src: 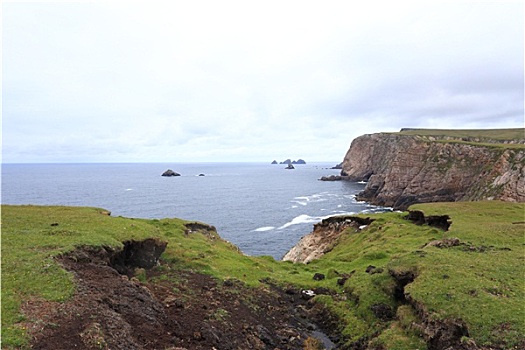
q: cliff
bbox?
[282,215,374,263]
[341,129,525,209]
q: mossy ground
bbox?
[2,202,524,349]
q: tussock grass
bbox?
[2,201,524,348]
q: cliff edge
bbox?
[341,129,525,209]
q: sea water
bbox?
[1,163,388,259]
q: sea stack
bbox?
[161,169,181,177]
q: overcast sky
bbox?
[2,1,523,163]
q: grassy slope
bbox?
[2,202,524,349]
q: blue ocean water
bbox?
[1,163,388,259]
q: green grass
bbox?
[396,128,525,142]
[2,202,524,349]
[389,128,525,150]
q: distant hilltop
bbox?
[271,159,306,165]
[339,128,525,209]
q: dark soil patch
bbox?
[405,210,452,231]
[23,244,337,350]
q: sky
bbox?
[2,0,524,163]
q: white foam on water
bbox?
[278,214,323,229]
[253,226,275,232]
[292,193,329,204]
[125,188,133,191]
[330,210,357,216]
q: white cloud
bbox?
[2,1,523,163]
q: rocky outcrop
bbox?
[341,132,525,210]
[282,215,374,263]
[319,175,348,181]
[161,169,180,177]
[279,159,306,164]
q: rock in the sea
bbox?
[292,159,306,164]
[161,169,181,177]
[198,173,205,176]
[319,175,347,181]
[285,164,295,170]
[271,160,278,164]
[280,159,293,165]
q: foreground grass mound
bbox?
[303,201,524,349]
[2,202,524,349]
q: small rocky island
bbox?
[272,159,306,165]
[161,169,181,177]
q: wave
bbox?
[330,210,356,215]
[278,214,324,230]
[278,209,367,230]
[291,193,331,206]
[253,226,275,232]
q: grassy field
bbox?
[2,202,524,349]
[396,128,524,141]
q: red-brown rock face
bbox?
[341,133,525,209]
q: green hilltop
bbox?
[392,128,525,149]
[2,202,524,349]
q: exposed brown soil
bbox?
[21,244,336,350]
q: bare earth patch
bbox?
[22,245,335,350]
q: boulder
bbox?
[319,175,347,181]
[161,169,181,177]
[271,160,278,164]
[285,164,295,170]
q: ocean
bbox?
[1,162,389,259]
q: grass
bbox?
[396,128,525,142]
[388,128,525,150]
[2,202,524,348]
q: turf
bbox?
[2,201,524,348]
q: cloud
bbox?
[2,1,523,163]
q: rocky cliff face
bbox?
[341,132,525,209]
[282,216,374,263]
